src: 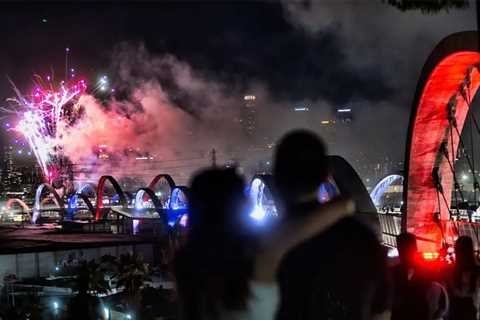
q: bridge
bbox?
[3,174,189,234]
[3,31,480,253]
[241,31,480,254]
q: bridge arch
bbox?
[247,155,375,223]
[168,186,189,227]
[66,183,97,221]
[147,174,176,207]
[41,197,60,207]
[370,173,404,208]
[77,183,97,195]
[6,198,30,214]
[249,175,277,221]
[148,174,175,191]
[134,187,163,212]
[169,186,189,210]
[32,183,65,224]
[328,155,377,214]
[95,176,127,220]
[404,31,480,251]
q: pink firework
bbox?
[12,77,87,181]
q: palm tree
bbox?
[67,259,110,320]
[80,259,110,296]
[116,252,150,315]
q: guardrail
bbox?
[378,213,480,249]
[378,214,402,247]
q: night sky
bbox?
[0,1,477,163]
[0,2,391,103]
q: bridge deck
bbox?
[0,225,160,254]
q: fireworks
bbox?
[8,77,87,181]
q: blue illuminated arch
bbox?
[134,187,163,212]
[168,186,189,227]
[318,180,340,203]
[66,184,96,221]
[248,155,375,222]
[168,186,189,210]
[33,183,65,224]
[370,174,404,207]
[249,175,277,221]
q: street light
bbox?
[103,306,110,320]
[52,300,60,319]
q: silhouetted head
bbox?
[455,236,475,270]
[189,168,249,238]
[175,168,253,320]
[274,130,328,206]
[397,233,417,267]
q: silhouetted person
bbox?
[448,236,480,320]
[174,168,354,320]
[66,262,102,319]
[274,130,391,320]
[394,232,418,281]
[391,233,448,320]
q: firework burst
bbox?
[6,76,87,182]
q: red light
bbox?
[422,252,440,260]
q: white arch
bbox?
[370,174,404,207]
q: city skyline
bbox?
[0,2,476,170]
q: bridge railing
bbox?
[378,213,402,247]
[378,214,480,250]
[446,221,480,250]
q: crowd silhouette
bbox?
[174,129,480,320]
[41,129,480,320]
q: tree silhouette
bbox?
[384,0,469,13]
[67,259,109,320]
[116,252,150,315]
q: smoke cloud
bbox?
[280,1,476,165]
[57,44,269,187]
[7,2,478,190]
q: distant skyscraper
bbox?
[241,95,257,138]
[336,106,353,124]
[293,105,310,112]
[292,103,310,126]
[2,146,14,190]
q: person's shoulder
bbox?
[173,245,195,275]
[473,265,480,278]
[334,216,380,241]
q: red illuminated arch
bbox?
[95,175,127,220]
[147,174,176,208]
[148,174,175,191]
[404,31,480,251]
[6,198,30,214]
